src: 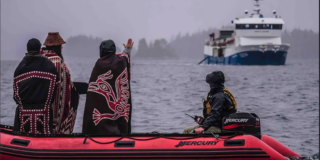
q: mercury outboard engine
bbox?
[222,112,261,137]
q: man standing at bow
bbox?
[42,32,79,134]
[82,39,134,135]
[13,38,60,134]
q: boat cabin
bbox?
[207,30,235,58]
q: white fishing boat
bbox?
[203,0,290,65]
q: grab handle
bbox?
[10,138,30,147]
[114,141,135,147]
[224,139,245,146]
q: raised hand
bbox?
[123,38,134,49]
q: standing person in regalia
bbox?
[42,32,79,134]
[82,39,134,135]
[13,38,60,134]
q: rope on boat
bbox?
[83,132,244,144]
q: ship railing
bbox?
[237,43,290,47]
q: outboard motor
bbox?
[222,112,261,137]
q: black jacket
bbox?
[202,89,233,130]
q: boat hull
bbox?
[204,50,287,65]
[0,125,300,160]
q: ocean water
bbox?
[1,58,319,158]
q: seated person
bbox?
[183,71,237,134]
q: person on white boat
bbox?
[183,71,237,134]
[205,32,215,46]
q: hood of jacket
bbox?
[99,40,116,58]
[206,71,225,92]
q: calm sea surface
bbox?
[1,58,319,158]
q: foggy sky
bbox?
[1,0,319,60]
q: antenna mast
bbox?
[253,0,262,15]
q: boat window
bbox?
[236,24,282,30]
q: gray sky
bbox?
[1,0,319,60]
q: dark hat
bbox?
[43,32,66,46]
[27,38,41,52]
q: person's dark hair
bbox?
[46,45,63,60]
[27,38,41,53]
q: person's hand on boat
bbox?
[123,38,134,49]
[195,116,204,124]
[194,127,204,134]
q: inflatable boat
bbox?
[0,113,302,160]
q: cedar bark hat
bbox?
[43,32,66,46]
